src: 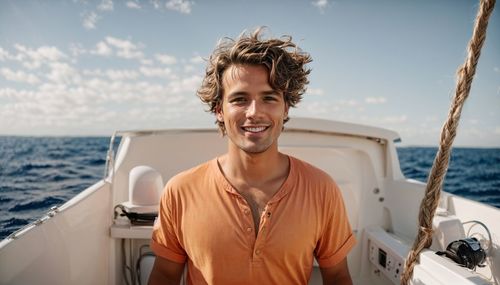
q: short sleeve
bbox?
[314,181,356,268]
[150,183,187,263]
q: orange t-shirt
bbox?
[151,156,355,285]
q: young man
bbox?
[149,29,356,285]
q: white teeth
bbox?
[243,126,266,133]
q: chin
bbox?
[240,143,273,154]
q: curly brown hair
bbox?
[197,27,312,133]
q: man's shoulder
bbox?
[166,159,215,189]
[289,156,341,202]
[290,155,334,183]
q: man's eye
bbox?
[264,96,278,101]
[230,97,246,103]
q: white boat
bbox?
[0,117,498,285]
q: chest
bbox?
[187,189,322,251]
[179,188,322,267]
[232,178,286,229]
[181,189,321,284]
[238,187,274,232]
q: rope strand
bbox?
[400,0,496,284]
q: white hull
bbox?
[1,118,498,285]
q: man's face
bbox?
[217,64,289,154]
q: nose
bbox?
[246,99,260,119]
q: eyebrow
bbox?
[227,90,279,98]
[261,90,280,96]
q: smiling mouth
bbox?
[241,126,269,133]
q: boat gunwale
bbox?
[0,179,109,247]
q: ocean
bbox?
[0,136,499,240]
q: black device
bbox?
[114,204,157,225]
[436,237,486,269]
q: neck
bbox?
[220,143,287,186]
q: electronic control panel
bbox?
[366,227,410,284]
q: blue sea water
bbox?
[0,137,499,240]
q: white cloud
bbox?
[0,68,40,85]
[0,92,113,133]
[381,115,408,124]
[140,66,173,78]
[306,88,324,96]
[167,74,202,94]
[92,41,113,56]
[0,41,216,135]
[494,67,499,73]
[98,0,114,11]
[82,11,99,30]
[29,46,66,60]
[69,43,87,57]
[105,36,132,50]
[312,0,329,14]
[339,99,358,106]
[183,65,195,73]
[46,62,81,84]
[495,126,500,134]
[105,36,144,59]
[305,101,337,114]
[13,44,67,69]
[0,47,11,61]
[0,88,16,99]
[156,53,177,65]
[83,68,104,77]
[152,0,161,9]
[77,76,177,105]
[166,0,193,14]
[77,0,114,30]
[106,69,139,80]
[148,0,196,16]
[365,96,387,104]
[126,1,141,9]
[457,127,486,139]
[189,55,204,64]
[141,59,154,65]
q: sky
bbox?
[0,0,499,147]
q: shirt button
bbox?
[246,227,252,232]
[255,249,261,255]
[243,209,250,215]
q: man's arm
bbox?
[319,257,353,285]
[148,255,185,285]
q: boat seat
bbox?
[280,146,379,233]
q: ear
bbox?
[216,105,224,123]
[284,102,290,118]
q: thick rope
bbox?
[400,0,496,284]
